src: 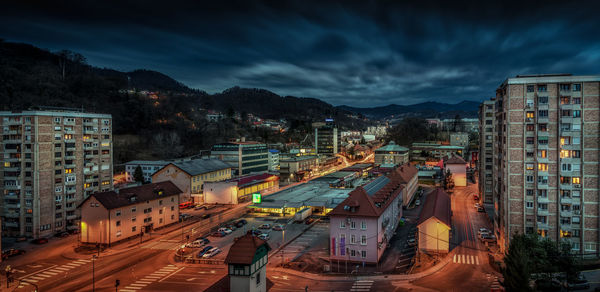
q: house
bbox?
[445,154,467,187]
[79,181,181,245]
[328,168,407,264]
[417,188,451,254]
[151,159,232,204]
[396,164,419,206]
[203,173,279,204]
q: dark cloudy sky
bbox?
[2,1,600,107]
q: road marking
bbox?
[462,254,465,263]
[136,281,153,284]
[186,278,196,281]
[123,286,142,290]
[130,283,147,287]
[158,266,185,282]
[145,276,161,279]
[54,267,70,271]
[119,290,138,292]
[41,271,58,276]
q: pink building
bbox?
[445,154,467,187]
[328,168,410,264]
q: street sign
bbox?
[252,193,261,204]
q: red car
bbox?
[31,238,49,244]
[305,218,315,225]
[2,248,26,260]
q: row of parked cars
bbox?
[477,228,497,243]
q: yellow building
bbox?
[204,173,279,204]
[417,188,452,254]
[152,159,232,204]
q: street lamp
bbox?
[92,255,98,292]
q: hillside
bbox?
[338,100,480,119]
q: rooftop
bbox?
[225,232,271,265]
[376,141,409,152]
[445,155,467,164]
[125,160,171,166]
[82,181,182,210]
[417,188,451,227]
[163,159,232,176]
[250,181,352,210]
[226,173,279,188]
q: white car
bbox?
[258,233,270,240]
[218,227,232,234]
[415,200,421,206]
[202,247,221,258]
[186,240,205,248]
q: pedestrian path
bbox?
[141,239,181,250]
[350,280,374,292]
[452,254,480,265]
[17,258,92,288]
[119,264,180,291]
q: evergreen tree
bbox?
[502,234,533,292]
[133,165,144,183]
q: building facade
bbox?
[445,155,467,187]
[417,188,451,254]
[152,159,232,204]
[203,173,279,204]
[211,141,269,175]
[493,74,600,257]
[315,120,340,155]
[267,149,280,172]
[279,155,318,182]
[79,181,181,245]
[1,110,113,239]
[125,160,170,183]
[450,132,469,148]
[374,141,409,166]
[478,100,495,204]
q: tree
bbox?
[502,234,533,292]
[452,114,462,132]
[133,165,144,183]
[443,169,454,190]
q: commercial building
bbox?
[211,140,269,175]
[79,181,181,245]
[478,100,495,204]
[374,141,409,166]
[315,120,341,155]
[445,155,467,187]
[1,110,113,239]
[417,188,451,254]
[328,169,406,264]
[267,149,280,172]
[493,74,600,256]
[279,155,318,182]
[152,159,232,204]
[450,132,469,148]
[203,173,279,204]
[124,160,170,183]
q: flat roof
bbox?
[250,181,352,209]
[0,110,111,118]
[504,74,600,85]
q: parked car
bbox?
[235,219,248,227]
[194,237,210,245]
[258,233,270,240]
[211,231,226,237]
[480,234,497,243]
[194,205,205,210]
[272,224,285,231]
[2,248,26,260]
[251,229,262,236]
[305,218,315,225]
[55,232,69,238]
[415,200,421,206]
[202,247,221,258]
[225,224,237,231]
[186,239,208,248]
[407,238,417,247]
[217,227,233,235]
[197,246,213,257]
[201,214,211,219]
[32,238,49,244]
[179,214,192,221]
[259,223,271,229]
[67,229,80,235]
[477,207,486,213]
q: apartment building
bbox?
[125,160,170,183]
[1,110,113,239]
[79,181,181,245]
[493,74,600,257]
[315,120,341,155]
[478,100,495,204]
[211,140,269,176]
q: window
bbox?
[132,207,136,213]
[526,189,534,196]
[572,150,581,158]
[561,123,571,131]
[585,243,597,252]
[526,175,534,183]
[573,137,580,145]
[572,124,581,131]
[527,85,535,92]
[573,110,581,118]
[361,250,367,258]
[171,206,174,211]
[132,216,136,222]
[526,163,534,170]
[537,216,547,224]
[116,210,121,216]
[538,124,547,131]
[351,234,356,244]
[526,151,534,158]
[573,97,581,104]
[560,96,570,104]
[560,137,570,145]
[538,96,548,104]
[351,249,356,257]
[159,209,163,215]
[559,84,570,91]
[526,124,534,131]
[561,110,571,117]
[560,150,571,158]
[572,177,580,184]
[526,137,534,145]
[116,220,121,226]
[526,112,534,119]
[538,163,548,171]
[361,235,367,245]
[361,221,367,230]
[573,84,581,91]
[132,226,137,232]
[572,164,581,172]
[561,190,571,198]
[538,176,548,184]
[538,150,547,158]
[538,110,548,117]
[159,200,163,206]
[526,202,534,209]
[562,164,572,171]
[350,221,356,229]
[257,271,261,285]
[560,176,571,184]
[538,137,548,145]
[537,85,547,92]
[340,220,346,229]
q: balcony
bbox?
[83,144,94,150]
[83,129,97,134]
[66,146,76,152]
[66,214,78,220]
[560,210,573,217]
[85,154,97,159]
[64,163,76,169]
[66,188,77,194]
[64,155,76,160]
[85,178,95,183]
[4,202,20,209]
[3,221,19,228]
[4,184,21,190]
[3,138,22,143]
[5,119,21,125]
[4,212,20,218]
[64,138,76,144]
[65,180,77,186]
[84,185,94,191]
[3,148,20,153]
[537,209,549,216]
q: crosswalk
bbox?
[141,239,181,250]
[350,280,374,292]
[119,264,181,291]
[452,254,480,265]
[17,258,92,288]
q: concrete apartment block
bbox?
[492,74,600,257]
[1,110,113,239]
[479,100,495,204]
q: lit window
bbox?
[526,112,535,119]
[538,163,548,171]
[538,150,547,158]
[526,164,534,170]
[560,150,570,158]
[572,177,580,184]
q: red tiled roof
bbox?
[395,163,418,184]
[328,168,407,218]
[417,188,451,227]
[80,181,182,210]
[224,232,271,265]
[446,155,467,164]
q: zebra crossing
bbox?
[452,254,480,265]
[141,239,181,250]
[350,280,374,292]
[119,264,181,291]
[17,258,92,288]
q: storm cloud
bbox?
[2,0,599,106]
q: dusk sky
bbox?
[2,1,600,107]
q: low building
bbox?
[375,141,409,166]
[445,155,467,187]
[79,181,181,245]
[279,155,318,182]
[396,164,419,207]
[341,163,374,177]
[328,169,407,264]
[267,149,280,171]
[152,159,232,204]
[224,232,271,292]
[417,188,451,254]
[125,160,170,183]
[433,145,465,159]
[203,173,279,204]
[310,171,358,188]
